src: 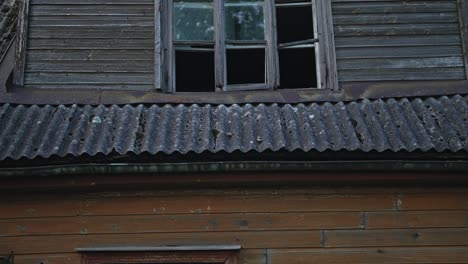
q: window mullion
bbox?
[265,0,279,89]
[312,0,321,89]
[214,0,227,91]
[165,0,175,93]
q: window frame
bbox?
[161,0,338,93]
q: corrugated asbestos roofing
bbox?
[0,95,467,161]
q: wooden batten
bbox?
[317,0,338,90]
[458,0,468,78]
[13,0,29,86]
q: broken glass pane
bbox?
[225,0,265,40]
[174,0,214,41]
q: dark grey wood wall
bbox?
[24,0,155,90]
[332,0,466,82]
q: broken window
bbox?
[165,0,335,92]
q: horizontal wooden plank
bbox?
[325,228,468,247]
[0,231,322,253]
[0,212,362,237]
[335,35,462,48]
[30,16,154,27]
[29,28,154,38]
[269,247,468,264]
[30,5,154,16]
[24,72,155,84]
[336,46,463,59]
[26,61,154,72]
[400,193,468,210]
[15,254,81,264]
[337,57,464,70]
[0,194,395,219]
[332,1,457,14]
[338,67,466,81]
[14,251,263,264]
[27,49,154,61]
[333,12,459,25]
[28,38,154,50]
[23,84,155,90]
[334,23,459,37]
[366,210,468,229]
[32,0,153,4]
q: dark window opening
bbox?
[279,47,316,88]
[276,4,314,44]
[227,48,265,84]
[175,50,215,92]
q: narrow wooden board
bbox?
[399,193,468,210]
[366,210,468,229]
[270,246,468,264]
[0,193,394,219]
[0,231,322,254]
[0,212,362,237]
[325,228,468,247]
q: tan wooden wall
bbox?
[0,186,467,263]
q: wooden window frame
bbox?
[162,0,338,93]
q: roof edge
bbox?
[1,160,468,178]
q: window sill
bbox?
[1,80,467,105]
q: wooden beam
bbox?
[0,38,16,93]
[458,0,468,79]
[155,0,162,89]
[316,0,339,90]
[214,0,227,91]
[13,0,30,86]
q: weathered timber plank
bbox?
[335,35,461,48]
[30,5,154,16]
[338,67,466,81]
[15,254,81,264]
[0,212,362,237]
[336,46,463,59]
[24,73,154,84]
[29,28,154,39]
[333,12,459,25]
[0,231,322,253]
[337,57,464,70]
[458,0,468,78]
[0,194,394,219]
[29,17,154,27]
[23,84,155,90]
[26,61,154,72]
[26,50,154,61]
[269,247,468,264]
[399,193,468,210]
[13,0,30,86]
[334,23,460,37]
[332,1,457,14]
[28,39,154,50]
[317,0,339,90]
[366,210,468,229]
[14,251,264,264]
[325,228,468,247]
[32,0,153,4]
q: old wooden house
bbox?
[0,0,468,263]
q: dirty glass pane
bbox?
[173,0,214,41]
[225,0,265,40]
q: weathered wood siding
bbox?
[24,0,155,90]
[333,0,467,82]
[0,186,467,263]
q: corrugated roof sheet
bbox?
[0,95,467,160]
